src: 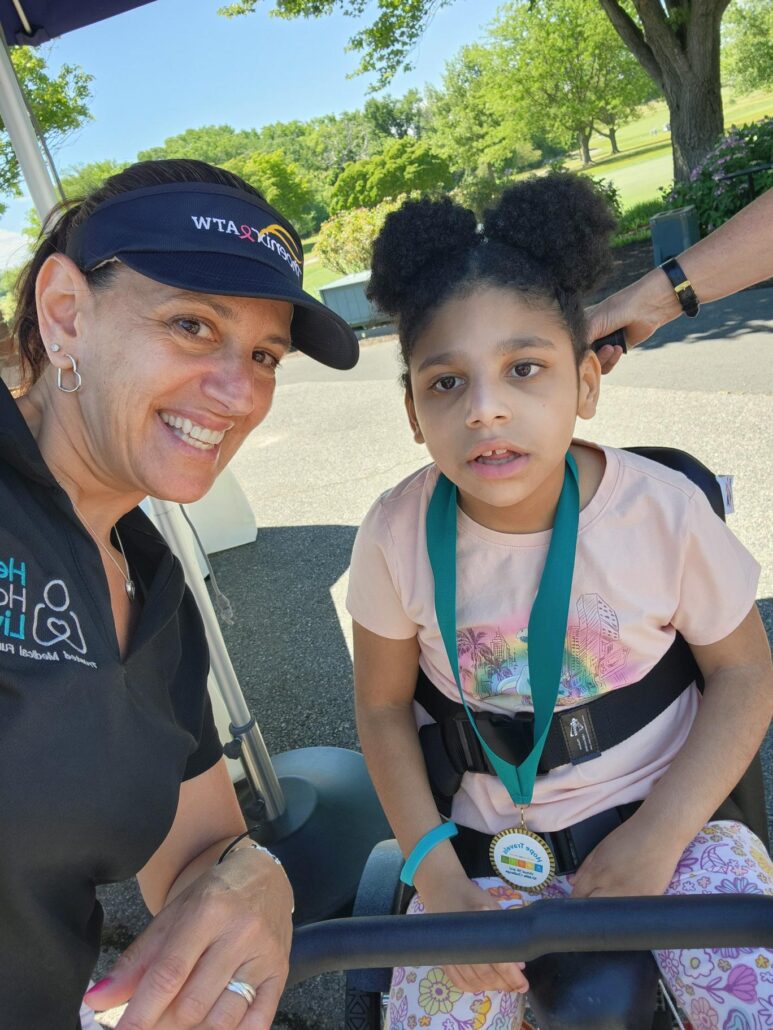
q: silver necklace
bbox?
[72,503,136,602]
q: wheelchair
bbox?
[340,447,772,1030]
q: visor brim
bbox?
[117,250,360,370]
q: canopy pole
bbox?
[0,37,59,218]
[148,499,286,821]
[0,40,287,824]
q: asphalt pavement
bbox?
[94,288,773,1029]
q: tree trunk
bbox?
[578,131,592,166]
[608,125,619,153]
[597,0,730,182]
[663,67,724,182]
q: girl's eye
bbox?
[431,374,464,393]
[510,361,540,379]
[174,317,214,341]
[253,350,281,371]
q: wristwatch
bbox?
[659,257,700,317]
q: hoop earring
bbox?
[57,353,82,394]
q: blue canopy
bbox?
[0,1,157,46]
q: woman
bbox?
[0,159,358,1029]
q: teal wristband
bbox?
[400,822,459,886]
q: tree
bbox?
[0,48,92,212]
[24,159,129,238]
[488,0,654,166]
[138,124,262,165]
[223,149,322,235]
[329,137,452,212]
[425,44,538,179]
[222,0,736,181]
[722,0,773,94]
[363,89,427,140]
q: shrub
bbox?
[663,118,773,235]
[586,176,622,221]
[314,195,414,276]
[611,198,667,245]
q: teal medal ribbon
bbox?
[425,454,580,809]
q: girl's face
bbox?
[37,260,292,504]
[406,286,600,533]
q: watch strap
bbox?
[660,257,700,317]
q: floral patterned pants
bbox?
[387,822,773,1030]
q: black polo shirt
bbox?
[0,381,223,1028]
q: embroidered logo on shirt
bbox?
[0,557,96,668]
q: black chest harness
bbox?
[415,634,768,875]
[416,633,698,821]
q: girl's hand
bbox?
[570,815,682,899]
[417,876,529,995]
[85,848,294,1029]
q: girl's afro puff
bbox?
[483,172,617,296]
[368,195,478,316]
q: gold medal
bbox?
[489,808,556,892]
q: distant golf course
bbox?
[304,89,773,298]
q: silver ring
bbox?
[225,979,257,1005]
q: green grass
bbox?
[302,89,773,288]
[568,89,773,210]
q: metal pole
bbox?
[0,46,287,823]
[147,500,286,821]
[0,38,59,218]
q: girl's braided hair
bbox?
[367,172,617,383]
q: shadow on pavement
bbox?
[209,523,359,755]
[639,289,773,351]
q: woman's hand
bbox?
[417,875,529,996]
[586,268,683,373]
[569,815,682,899]
[85,848,294,1029]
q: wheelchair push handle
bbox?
[287,894,773,986]
[591,328,627,354]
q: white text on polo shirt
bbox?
[0,557,26,640]
[190,216,302,278]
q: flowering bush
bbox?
[664,118,773,235]
[314,194,416,276]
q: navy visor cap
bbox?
[65,182,359,370]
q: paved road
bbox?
[95,289,773,1029]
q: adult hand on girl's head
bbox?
[417,876,529,995]
[569,813,682,899]
[85,848,294,1029]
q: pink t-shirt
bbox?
[346,442,760,834]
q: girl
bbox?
[346,173,773,1029]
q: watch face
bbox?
[489,828,556,892]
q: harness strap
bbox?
[416,634,700,817]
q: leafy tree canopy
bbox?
[722,0,773,94]
[138,124,263,165]
[488,0,656,164]
[0,48,92,211]
[329,136,452,212]
[223,148,322,235]
[218,0,736,180]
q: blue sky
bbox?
[0,0,504,255]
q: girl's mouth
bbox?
[468,447,529,479]
[475,448,518,466]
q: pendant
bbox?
[125,579,136,603]
[489,823,556,892]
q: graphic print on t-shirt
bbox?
[457,592,630,706]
